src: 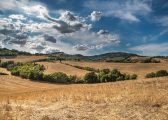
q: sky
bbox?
[0,0,168,56]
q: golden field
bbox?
[1,55,46,63]
[64,61,168,78]
[38,62,88,77]
[0,61,168,120]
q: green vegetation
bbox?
[145,70,168,78]
[0,60,137,84]
[98,69,137,83]
[43,72,69,83]
[84,72,99,83]
[11,63,45,80]
[8,63,137,84]
[0,48,30,57]
[0,61,14,68]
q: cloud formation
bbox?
[130,43,168,56]
[90,11,102,21]
[85,0,152,22]
[0,0,120,55]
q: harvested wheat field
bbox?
[38,62,88,77]
[1,55,46,63]
[64,61,168,78]
[0,66,168,120]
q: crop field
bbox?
[1,55,46,63]
[38,62,88,77]
[0,63,168,120]
[64,61,168,78]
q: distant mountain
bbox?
[0,48,162,63]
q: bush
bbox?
[145,72,156,78]
[101,69,110,74]
[43,72,69,83]
[98,69,138,82]
[84,72,99,83]
[68,75,79,83]
[130,74,138,80]
[0,61,14,68]
[146,70,168,78]
[156,70,168,77]
[11,63,45,80]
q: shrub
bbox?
[11,63,45,80]
[98,69,138,82]
[43,72,69,83]
[0,61,14,68]
[145,70,168,78]
[145,72,156,78]
[101,69,110,74]
[99,74,109,82]
[156,70,168,77]
[68,75,78,83]
[130,74,138,80]
[125,74,131,80]
[84,72,99,83]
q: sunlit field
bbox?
[0,64,168,120]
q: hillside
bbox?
[0,48,30,57]
[0,67,168,120]
[0,48,166,63]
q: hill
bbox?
[0,48,30,57]
[0,67,168,120]
[0,48,165,63]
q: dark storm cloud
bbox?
[44,34,57,43]
[73,44,90,51]
[0,29,14,35]
[43,13,84,33]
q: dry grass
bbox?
[1,55,46,63]
[0,66,168,119]
[64,61,168,78]
[38,62,88,77]
[0,61,168,120]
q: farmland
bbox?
[0,60,168,119]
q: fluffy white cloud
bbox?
[22,5,49,19]
[71,30,120,51]
[130,43,168,56]
[9,14,26,20]
[85,0,152,22]
[43,10,91,33]
[0,1,121,55]
[90,11,102,22]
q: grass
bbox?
[1,55,47,63]
[64,61,168,78]
[0,70,168,119]
[0,60,168,119]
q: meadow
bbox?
[0,59,168,120]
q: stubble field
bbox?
[0,60,168,120]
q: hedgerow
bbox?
[145,70,168,78]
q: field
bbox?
[38,62,88,77]
[38,61,168,78]
[0,58,168,120]
[0,60,168,120]
[1,55,46,63]
[64,61,168,78]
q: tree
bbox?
[84,72,99,83]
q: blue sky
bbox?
[0,0,168,56]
